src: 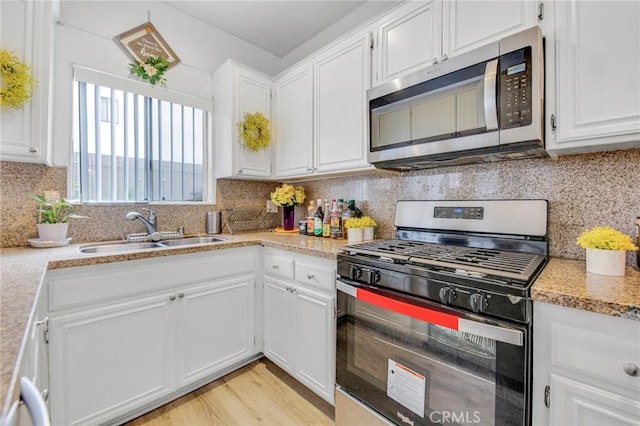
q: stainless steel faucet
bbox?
[125,208,158,236]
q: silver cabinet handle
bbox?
[169,294,176,301]
[307,274,315,280]
[432,57,439,65]
[623,363,639,377]
[441,54,448,61]
[272,264,279,270]
[29,147,38,153]
[178,292,184,299]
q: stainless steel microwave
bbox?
[367,26,545,171]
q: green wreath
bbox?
[237,112,271,151]
[0,49,37,109]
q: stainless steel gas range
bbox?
[336,200,548,426]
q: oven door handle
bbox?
[337,280,523,347]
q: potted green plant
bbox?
[576,226,638,276]
[32,191,87,242]
[344,216,377,243]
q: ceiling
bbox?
[163,1,389,58]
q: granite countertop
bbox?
[1,234,639,414]
[0,231,350,415]
[533,257,640,320]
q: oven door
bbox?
[336,280,531,426]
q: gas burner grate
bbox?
[345,240,545,282]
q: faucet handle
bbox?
[141,208,157,223]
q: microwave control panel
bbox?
[499,47,532,129]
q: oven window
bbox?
[337,292,527,426]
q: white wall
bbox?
[51,0,282,166]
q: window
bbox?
[71,75,209,203]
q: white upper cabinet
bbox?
[274,64,314,177]
[545,0,640,156]
[0,0,56,164]
[374,0,442,84]
[314,32,372,174]
[442,0,538,58]
[372,0,539,86]
[272,31,373,179]
[214,60,273,179]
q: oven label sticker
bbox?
[387,359,425,418]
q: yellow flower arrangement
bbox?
[1,49,37,109]
[344,216,377,229]
[270,184,305,207]
[237,112,271,151]
[576,226,637,251]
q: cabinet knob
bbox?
[307,274,315,280]
[169,294,177,301]
[623,363,639,377]
[178,292,185,299]
[441,54,448,61]
[272,264,279,270]
[306,167,312,173]
[432,57,439,65]
[29,147,38,153]
[237,169,243,174]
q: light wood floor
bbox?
[125,359,335,426]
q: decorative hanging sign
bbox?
[115,20,180,86]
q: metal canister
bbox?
[206,211,221,234]
[299,220,307,235]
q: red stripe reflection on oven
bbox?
[356,288,460,330]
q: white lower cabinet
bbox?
[46,248,259,426]
[533,302,640,426]
[49,294,175,426]
[263,248,336,405]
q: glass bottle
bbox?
[313,199,324,237]
[322,200,331,237]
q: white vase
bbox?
[36,223,69,241]
[363,227,374,241]
[348,228,363,244]
[586,247,626,276]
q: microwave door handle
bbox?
[483,59,499,131]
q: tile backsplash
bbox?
[298,149,640,264]
[0,160,277,247]
[1,148,639,264]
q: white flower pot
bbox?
[363,227,374,241]
[348,228,363,244]
[586,247,626,276]
[36,223,69,241]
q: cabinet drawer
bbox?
[295,263,334,293]
[264,255,294,280]
[551,319,640,391]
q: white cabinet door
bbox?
[235,68,272,177]
[214,61,272,179]
[263,277,294,374]
[294,286,335,405]
[0,0,55,164]
[549,374,640,426]
[176,275,256,388]
[274,64,314,177]
[546,0,640,155]
[375,1,442,84]
[314,32,372,173]
[48,294,174,426]
[442,0,538,58]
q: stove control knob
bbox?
[349,265,362,281]
[469,293,488,313]
[438,287,456,304]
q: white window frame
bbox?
[71,65,215,204]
